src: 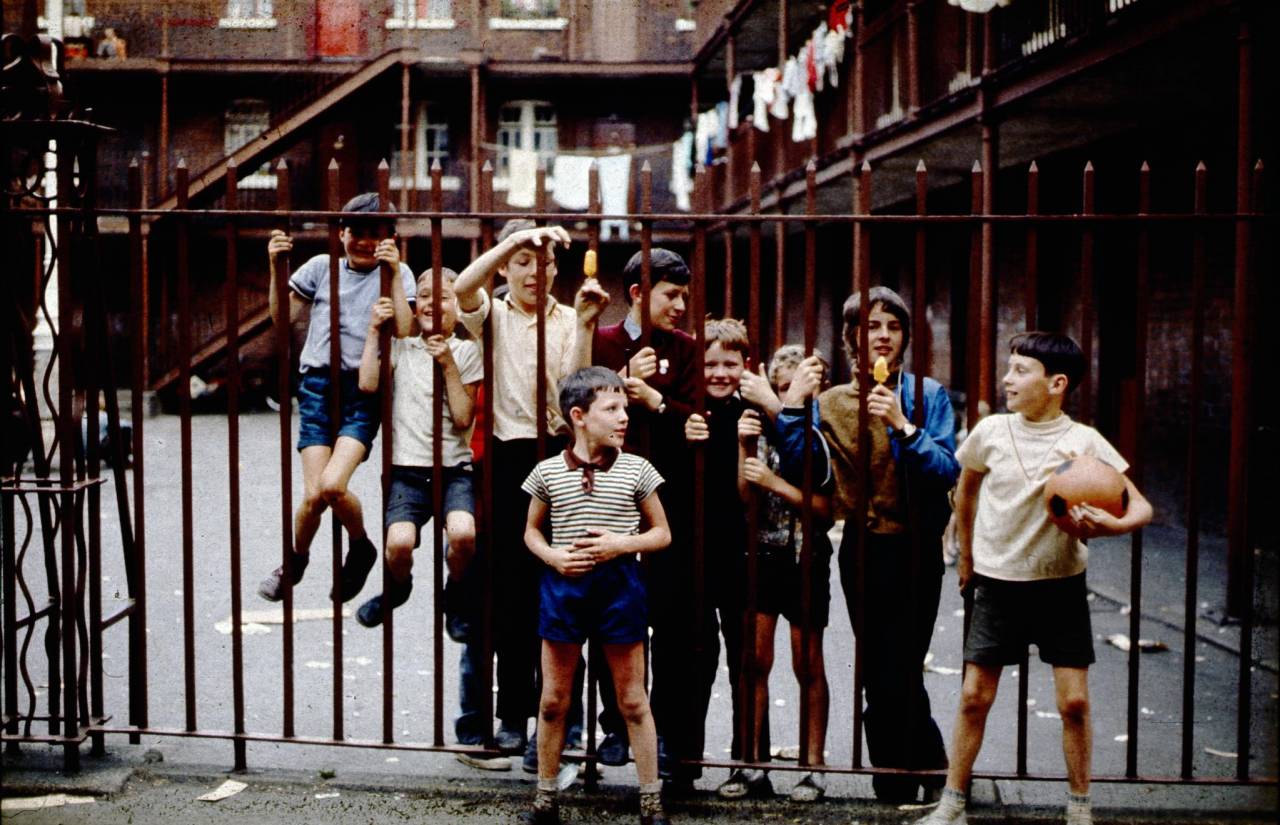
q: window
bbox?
[224,100,276,189]
[389,103,459,191]
[221,0,276,28]
[388,0,456,29]
[490,0,566,30]
[495,101,557,183]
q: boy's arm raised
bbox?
[453,225,571,311]
[267,230,308,327]
[357,297,395,393]
[953,467,984,590]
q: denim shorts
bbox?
[385,465,475,540]
[296,370,380,451]
[539,557,648,646]
[964,572,1095,668]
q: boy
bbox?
[259,193,415,603]
[453,220,609,754]
[917,332,1153,825]
[591,249,698,772]
[521,367,671,825]
[352,268,481,627]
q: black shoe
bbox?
[519,806,560,825]
[566,725,583,752]
[355,575,414,628]
[495,724,527,755]
[523,732,539,774]
[330,535,377,603]
[598,731,629,766]
[258,553,309,602]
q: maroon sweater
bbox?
[592,320,700,480]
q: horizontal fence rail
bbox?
[2,152,1274,798]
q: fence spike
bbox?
[971,159,982,173]
[328,158,339,171]
[1195,160,1207,172]
[1028,160,1038,173]
[1084,160,1094,172]
[482,159,493,172]
[431,158,442,172]
[1140,160,1150,172]
[377,158,389,170]
[916,159,926,172]
[806,159,817,173]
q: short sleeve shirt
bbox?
[290,254,416,372]
[457,288,579,440]
[522,452,664,548]
[956,412,1128,581]
[389,336,483,468]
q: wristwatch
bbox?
[891,423,920,443]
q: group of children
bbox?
[260,193,1153,825]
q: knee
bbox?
[616,687,650,725]
[386,536,415,567]
[539,691,570,724]
[1057,693,1089,726]
[318,475,349,505]
[448,526,476,556]
[959,683,996,718]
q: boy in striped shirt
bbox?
[521,367,672,825]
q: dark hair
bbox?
[841,285,911,361]
[497,218,537,243]
[339,192,396,228]
[1010,331,1086,393]
[704,317,749,357]
[559,366,626,421]
[622,248,691,304]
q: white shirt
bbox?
[390,335,483,468]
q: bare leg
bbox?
[537,640,582,783]
[604,641,659,785]
[294,445,333,554]
[943,663,1002,791]
[789,624,829,766]
[1053,666,1091,795]
[444,511,477,580]
[751,614,779,763]
[316,436,370,539]
[384,522,417,582]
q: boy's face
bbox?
[500,245,558,310]
[866,304,905,367]
[704,341,745,400]
[631,281,689,332]
[339,223,393,271]
[573,387,629,450]
[415,278,458,337]
[1003,353,1066,416]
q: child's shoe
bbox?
[257,552,309,602]
[597,730,629,766]
[355,575,414,628]
[912,788,968,825]
[789,772,825,802]
[495,723,527,755]
[639,780,667,825]
[717,768,772,799]
[331,535,377,603]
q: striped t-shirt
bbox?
[522,450,664,548]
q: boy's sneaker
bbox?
[789,772,825,802]
[495,724,527,755]
[717,768,772,799]
[597,731,629,766]
[257,553,309,602]
[330,535,377,603]
[355,575,414,628]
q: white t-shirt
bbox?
[389,335,483,468]
[955,412,1128,582]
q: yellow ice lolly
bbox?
[873,355,890,384]
[583,249,598,279]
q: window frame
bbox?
[386,0,456,30]
[389,102,460,192]
[224,99,277,190]
[220,0,277,29]
[493,100,558,191]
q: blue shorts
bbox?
[296,370,380,451]
[385,465,475,542]
[539,557,647,645]
[964,573,1095,668]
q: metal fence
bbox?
[2,141,1273,794]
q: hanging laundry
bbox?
[506,147,538,208]
[778,58,799,120]
[728,75,742,130]
[752,70,773,131]
[552,155,594,211]
[714,101,730,148]
[806,36,819,93]
[824,27,845,87]
[791,87,817,142]
[670,132,693,212]
[597,154,631,241]
[695,108,718,166]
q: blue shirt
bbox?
[289,254,415,372]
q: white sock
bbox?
[1066,792,1091,825]
[917,787,967,824]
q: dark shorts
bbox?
[384,465,475,542]
[753,543,832,629]
[296,370,380,451]
[539,557,648,646]
[964,572,1095,668]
